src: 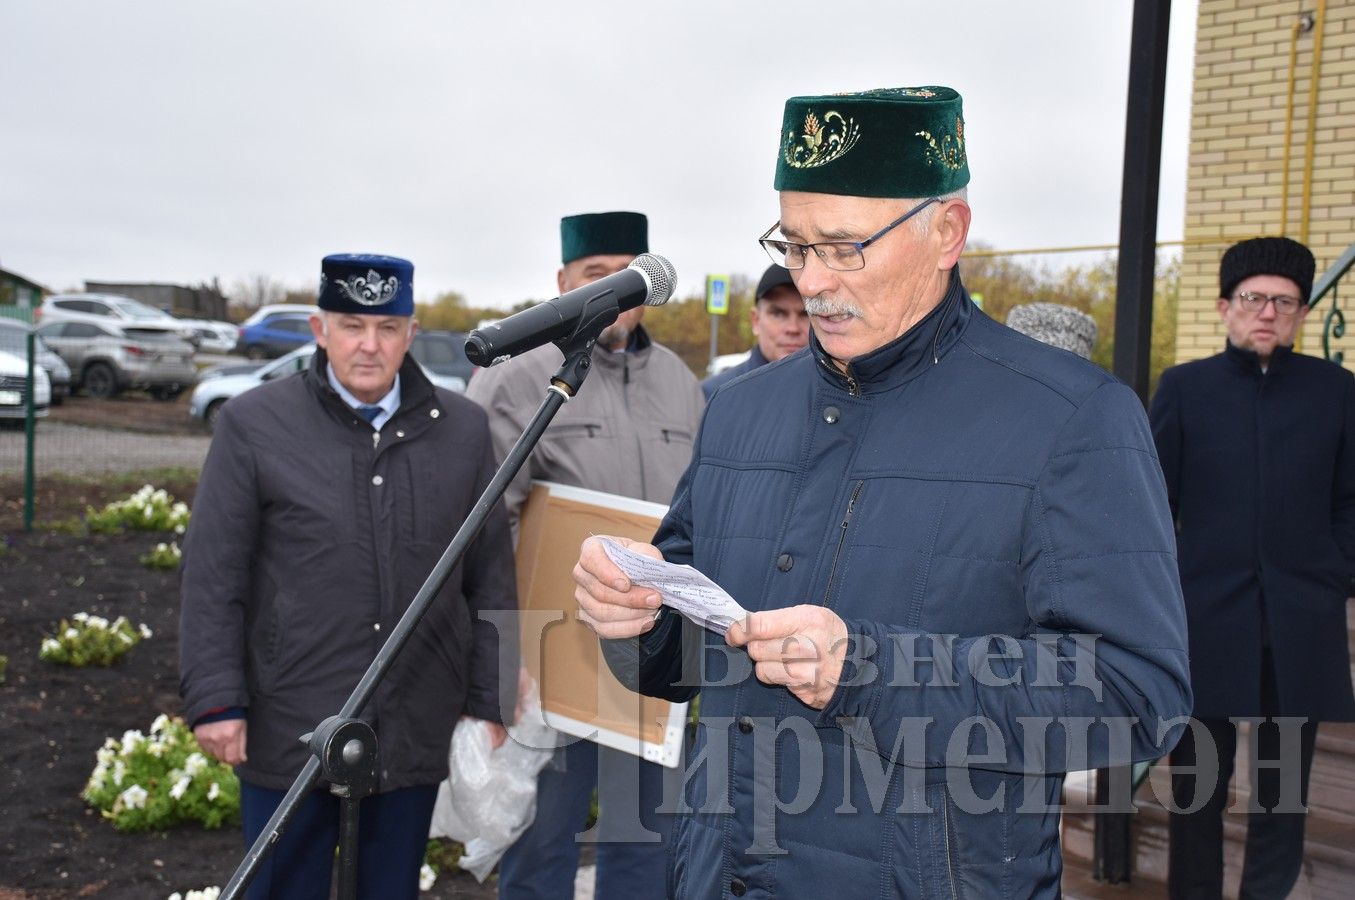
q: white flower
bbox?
[119,632,134,645]
[89,615,110,629]
[41,637,61,654]
[112,760,126,786]
[207,781,220,802]
[96,746,115,766]
[184,752,208,777]
[139,623,154,639]
[169,775,191,800]
[73,612,90,623]
[175,524,186,535]
[88,764,107,789]
[151,714,171,734]
[120,730,144,755]
[118,784,148,809]
[419,864,436,891]
[146,739,166,757]
[64,627,79,639]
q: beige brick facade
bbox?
[1178,0,1355,366]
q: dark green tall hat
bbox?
[774,86,970,198]
[560,211,649,264]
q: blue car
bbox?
[234,313,314,359]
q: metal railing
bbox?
[1312,240,1354,365]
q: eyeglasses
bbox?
[759,197,940,272]
[1234,290,1305,317]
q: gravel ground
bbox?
[0,421,211,477]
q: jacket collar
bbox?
[307,346,436,419]
[1223,339,1295,375]
[811,269,972,394]
[746,344,770,369]
[590,323,654,374]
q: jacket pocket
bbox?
[247,590,295,697]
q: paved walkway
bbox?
[0,421,212,477]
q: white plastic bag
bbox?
[429,677,558,881]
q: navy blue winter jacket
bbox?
[615,274,1192,898]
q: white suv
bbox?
[37,293,199,346]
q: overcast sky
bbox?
[1,0,1199,310]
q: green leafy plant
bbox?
[83,715,240,832]
[141,541,183,570]
[86,484,191,535]
[40,613,152,667]
[422,837,465,889]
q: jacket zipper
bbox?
[816,356,860,396]
[624,355,648,497]
[822,481,863,607]
[941,793,959,899]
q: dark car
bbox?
[409,330,475,392]
[235,314,314,359]
[0,318,72,404]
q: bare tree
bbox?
[229,274,285,314]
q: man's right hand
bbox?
[572,535,665,640]
[194,719,248,766]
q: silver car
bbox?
[0,318,72,403]
[37,320,197,400]
[37,293,200,346]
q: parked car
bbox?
[240,303,316,328]
[189,339,467,430]
[198,360,267,381]
[707,351,750,377]
[0,319,72,404]
[235,313,314,359]
[0,350,51,421]
[36,293,201,346]
[408,330,475,392]
[36,321,197,400]
[176,317,239,353]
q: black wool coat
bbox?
[180,350,518,790]
[1150,342,1355,720]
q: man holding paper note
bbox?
[574,86,1191,898]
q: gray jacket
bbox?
[465,325,705,520]
[179,349,517,791]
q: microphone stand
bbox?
[220,296,619,900]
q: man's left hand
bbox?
[461,716,508,750]
[725,605,849,709]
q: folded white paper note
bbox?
[599,538,750,636]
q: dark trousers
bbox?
[1168,654,1319,899]
[239,781,438,900]
[497,739,678,900]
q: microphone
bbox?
[464,253,676,367]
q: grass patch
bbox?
[1,468,200,533]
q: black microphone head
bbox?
[628,253,677,306]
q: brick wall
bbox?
[1178,0,1355,366]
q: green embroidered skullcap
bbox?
[560,211,649,265]
[774,86,970,198]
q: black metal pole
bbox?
[220,335,603,899]
[1112,0,1172,405]
[1096,0,1172,884]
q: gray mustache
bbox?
[803,296,864,319]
